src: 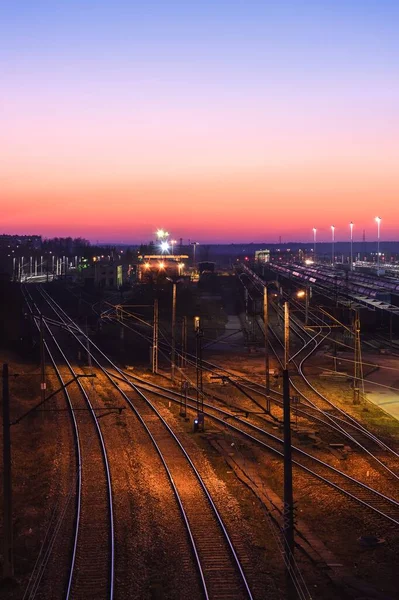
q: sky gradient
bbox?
[1,1,399,243]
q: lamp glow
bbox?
[160,241,170,253]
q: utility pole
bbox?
[2,364,13,579]
[353,309,363,405]
[181,316,187,368]
[152,299,158,374]
[305,285,309,326]
[283,302,294,587]
[171,282,177,382]
[86,317,92,368]
[194,316,204,431]
[263,286,270,413]
[40,315,46,407]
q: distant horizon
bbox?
[2,230,397,247]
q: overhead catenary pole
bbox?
[263,286,270,413]
[350,221,354,270]
[86,317,92,368]
[283,302,294,585]
[305,286,309,326]
[284,302,290,371]
[171,282,177,381]
[375,216,381,273]
[313,227,317,262]
[2,363,13,579]
[181,316,187,368]
[353,309,363,405]
[152,299,159,374]
[40,314,46,407]
[195,316,204,429]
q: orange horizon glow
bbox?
[2,2,399,243]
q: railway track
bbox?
[39,284,399,527]
[103,367,399,527]
[82,284,399,517]
[36,285,255,600]
[237,268,399,474]
[23,286,115,600]
[104,300,399,484]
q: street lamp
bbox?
[331,225,335,266]
[156,229,168,240]
[312,228,317,262]
[296,289,309,325]
[160,240,169,254]
[350,222,354,270]
[375,217,381,273]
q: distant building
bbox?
[0,234,42,250]
[138,254,188,281]
[79,259,130,289]
[255,249,270,263]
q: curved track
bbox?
[37,285,254,600]
[40,285,399,528]
[237,268,399,477]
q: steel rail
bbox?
[240,270,399,470]
[22,286,83,599]
[40,286,399,525]
[101,302,399,474]
[110,368,399,527]
[26,286,115,600]
[38,286,254,600]
[108,305,398,466]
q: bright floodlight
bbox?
[297,290,306,298]
[156,229,169,239]
[375,216,381,224]
[160,240,169,253]
[304,259,314,265]
[158,261,165,269]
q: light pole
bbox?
[152,299,159,374]
[263,286,270,413]
[312,228,317,262]
[171,282,177,381]
[375,217,381,273]
[350,222,354,270]
[331,225,335,266]
[282,302,294,586]
[171,240,176,255]
[194,316,204,431]
[192,242,199,268]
